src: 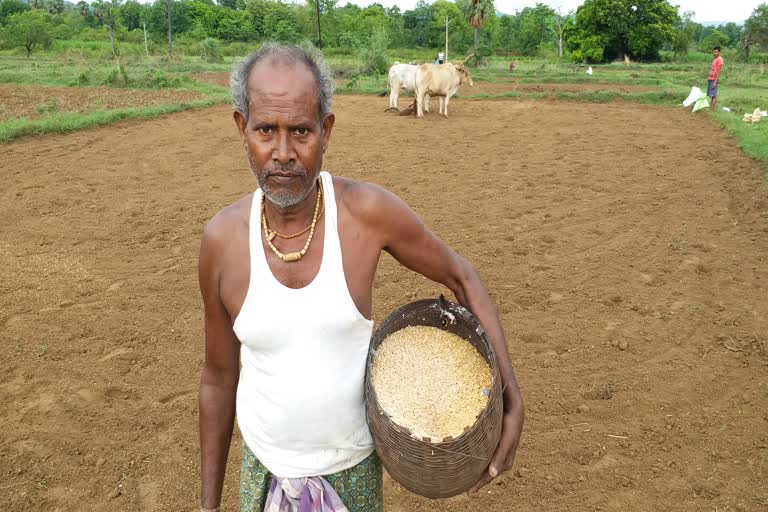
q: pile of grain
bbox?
[371,325,491,441]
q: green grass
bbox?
[715,111,768,175]
[0,94,229,143]
[0,48,766,169]
[0,57,228,94]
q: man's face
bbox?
[234,58,334,208]
[713,49,720,58]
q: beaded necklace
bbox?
[261,179,323,263]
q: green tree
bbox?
[716,22,742,47]
[76,0,91,20]
[480,9,498,48]
[744,3,768,62]
[385,6,405,47]
[515,3,556,55]
[403,0,433,47]
[306,0,336,48]
[673,10,698,55]
[359,30,388,74]
[565,0,679,62]
[430,0,471,57]
[3,10,54,57]
[458,0,494,49]
[213,7,253,41]
[244,0,304,43]
[46,0,65,15]
[146,0,191,52]
[119,0,148,31]
[94,0,122,57]
[698,29,729,52]
[498,14,513,54]
[0,0,30,25]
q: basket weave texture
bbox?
[364,296,503,499]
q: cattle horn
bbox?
[460,53,475,64]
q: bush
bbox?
[467,45,493,67]
[103,63,130,86]
[199,37,222,62]
[141,69,187,88]
[359,32,389,75]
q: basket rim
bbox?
[365,296,501,446]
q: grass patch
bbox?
[715,111,768,176]
[0,57,228,94]
[35,98,61,115]
[0,94,228,143]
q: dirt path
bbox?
[1,95,767,512]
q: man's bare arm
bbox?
[198,219,241,509]
[353,184,525,490]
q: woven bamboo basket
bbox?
[364,296,503,499]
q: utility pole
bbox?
[315,0,323,49]
[166,0,172,56]
[445,16,451,62]
[142,22,148,56]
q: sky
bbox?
[337,1,756,24]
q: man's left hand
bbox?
[469,400,524,493]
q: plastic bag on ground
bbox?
[683,86,705,107]
[692,96,710,112]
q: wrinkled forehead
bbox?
[247,57,320,119]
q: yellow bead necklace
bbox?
[261,179,323,263]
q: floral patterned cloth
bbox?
[239,443,383,512]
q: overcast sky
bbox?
[336,1,756,24]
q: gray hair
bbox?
[230,42,335,125]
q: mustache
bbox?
[263,163,306,176]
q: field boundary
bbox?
[0,94,229,143]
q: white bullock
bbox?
[384,62,429,113]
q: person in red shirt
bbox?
[708,46,724,112]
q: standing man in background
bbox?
[708,46,724,112]
[438,50,445,64]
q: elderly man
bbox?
[198,43,524,512]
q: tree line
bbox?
[0,0,767,62]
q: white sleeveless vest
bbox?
[232,171,375,478]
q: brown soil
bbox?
[189,72,230,88]
[191,71,653,97]
[1,95,767,512]
[0,84,202,122]
[466,81,658,95]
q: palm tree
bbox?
[460,0,494,49]
[94,0,121,57]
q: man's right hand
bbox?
[198,216,243,509]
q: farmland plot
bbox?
[1,95,767,512]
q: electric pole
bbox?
[143,22,148,56]
[315,0,323,49]
[166,0,172,56]
[445,16,451,62]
